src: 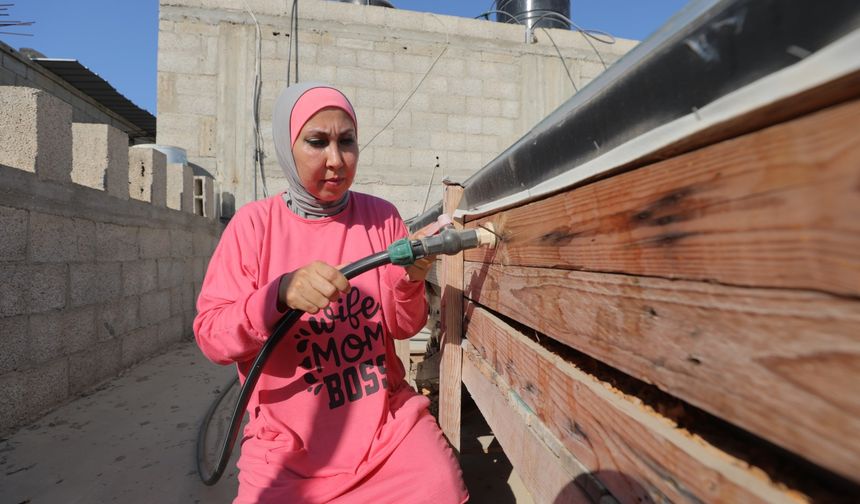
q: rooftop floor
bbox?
[0,341,530,503]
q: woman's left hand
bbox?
[404,226,437,283]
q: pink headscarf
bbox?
[289,87,357,147]
[272,83,358,218]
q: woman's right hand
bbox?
[278,261,349,314]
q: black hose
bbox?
[197,249,394,485]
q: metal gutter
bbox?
[408,0,860,229]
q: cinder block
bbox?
[182,257,195,284]
[169,286,183,317]
[335,66,371,87]
[192,231,216,257]
[482,80,519,100]
[192,257,207,285]
[467,96,501,116]
[0,206,27,261]
[128,147,167,206]
[357,51,393,71]
[71,123,129,199]
[0,264,66,317]
[198,176,215,219]
[182,281,196,315]
[157,314,184,347]
[393,129,431,149]
[434,57,466,78]
[181,164,194,213]
[447,115,482,135]
[317,46,356,67]
[24,358,69,418]
[140,290,171,327]
[501,99,519,119]
[69,338,121,394]
[0,86,72,182]
[29,212,96,263]
[97,296,138,341]
[157,258,185,290]
[163,161,194,212]
[122,259,158,296]
[393,53,432,74]
[69,262,121,307]
[121,325,159,367]
[153,113,199,155]
[430,131,466,152]
[412,112,448,133]
[429,94,465,114]
[96,223,138,262]
[173,19,219,36]
[0,316,28,374]
[139,227,171,259]
[0,372,26,433]
[183,309,196,339]
[373,108,410,129]
[166,162,185,211]
[373,71,412,93]
[356,88,393,109]
[448,78,482,98]
[336,36,375,51]
[409,149,443,169]
[447,151,483,172]
[29,306,96,364]
[158,31,203,54]
[482,116,516,136]
[465,134,500,154]
[170,229,193,257]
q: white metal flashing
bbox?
[455,27,860,220]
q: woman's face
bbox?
[291,107,358,203]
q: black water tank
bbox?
[496,0,570,30]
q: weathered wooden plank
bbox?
[463,262,860,482]
[439,184,464,450]
[464,306,812,503]
[465,99,860,297]
[462,347,596,504]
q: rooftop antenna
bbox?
[0,3,34,37]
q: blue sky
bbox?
[2,1,689,115]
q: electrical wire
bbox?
[286,0,299,85]
[243,0,269,199]
[360,13,450,154]
[528,11,615,70]
[541,27,578,92]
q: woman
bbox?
[194,82,469,503]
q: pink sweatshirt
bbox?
[194,193,467,503]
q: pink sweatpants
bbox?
[234,409,469,503]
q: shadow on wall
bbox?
[221,191,236,219]
[190,162,212,178]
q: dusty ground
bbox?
[0,341,532,503]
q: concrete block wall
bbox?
[72,122,130,199]
[0,86,221,435]
[157,0,637,219]
[129,146,168,206]
[1,41,151,143]
[167,162,194,211]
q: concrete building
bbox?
[157,0,636,219]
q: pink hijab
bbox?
[272,82,358,218]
